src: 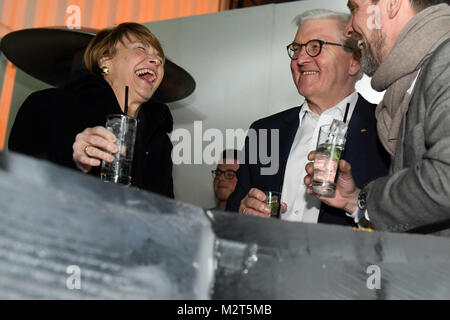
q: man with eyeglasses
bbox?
[210,149,240,211]
[304,1,450,236]
[226,9,389,226]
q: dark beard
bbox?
[361,30,385,77]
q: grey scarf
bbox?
[372,3,450,156]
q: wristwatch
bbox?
[356,188,373,229]
[357,189,367,212]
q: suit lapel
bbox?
[277,106,302,190]
[344,94,371,161]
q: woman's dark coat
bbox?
[9,69,174,198]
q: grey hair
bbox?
[293,9,351,28]
[293,9,363,81]
[293,9,351,44]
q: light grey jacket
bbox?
[366,38,450,236]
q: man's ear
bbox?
[386,0,401,19]
[348,55,361,77]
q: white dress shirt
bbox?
[280,91,358,223]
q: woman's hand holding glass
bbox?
[72,126,118,173]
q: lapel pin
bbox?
[361,128,367,133]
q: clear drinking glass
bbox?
[100,114,137,186]
[265,191,281,218]
[312,119,348,195]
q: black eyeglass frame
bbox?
[286,39,355,59]
[212,169,237,180]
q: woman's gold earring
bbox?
[101,66,109,75]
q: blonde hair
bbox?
[84,22,165,75]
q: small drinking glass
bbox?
[265,191,281,218]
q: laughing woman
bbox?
[9,23,174,198]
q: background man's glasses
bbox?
[212,169,237,180]
[286,39,355,59]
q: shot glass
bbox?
[265,191,281,218]
[312,120,347,195]
[101,114,137,186]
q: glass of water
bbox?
[100,114,137,186]
[312,119,347,195]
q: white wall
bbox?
[5,0,384,209]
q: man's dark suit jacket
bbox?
[226,94,390,226]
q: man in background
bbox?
[210,149,240,211]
